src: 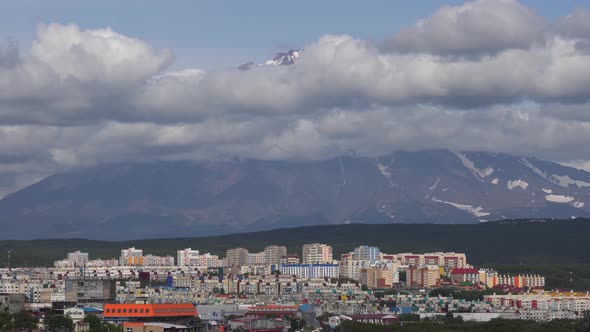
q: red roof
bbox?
[103,303,197,318]
[451,268,478,275]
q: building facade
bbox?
[226,248,249,267]
[302,243,333,264]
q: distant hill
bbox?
[1,150,590,240]
[1,218,589,267]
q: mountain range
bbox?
[0,149,589,240]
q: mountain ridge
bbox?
[1,149,589,240]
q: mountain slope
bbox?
[0,150,589,240]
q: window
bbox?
[105,309,110,313]
[134,309,138,313]
[146,309,150,313]
[140,309,144,313]
[123,309,127,313]
[126,328,133,332]
[117,309,121,313]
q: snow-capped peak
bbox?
[264,49,301,66]
[239,49,302,70]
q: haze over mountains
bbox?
[1,150,589,240]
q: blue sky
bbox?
[1,0,587,69]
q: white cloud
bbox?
[387,0,546,54]
[2,3,590,197]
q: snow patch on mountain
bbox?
[545,194,575,203]
[553,175,590,188]
[453,152,494,180]
[491,178,499,184]
[432,197,490,218]
[573,201,585,208]
[507,180,528,190]
[429,177,440,190]
[542,188,552,194]
[520,158,590,189]
[377,163,395,187]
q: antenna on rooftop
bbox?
[7,249,12,269]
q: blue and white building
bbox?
[279,264,340,279]
[354,245,380,264]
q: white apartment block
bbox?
[199,253,220,267]
[119,247,144,266]
[143,254,174,266]
[86,259,119,268]
[302,243,333,264]
[177,248,200,266]
[339,259,372,281]
[66,251,89,267]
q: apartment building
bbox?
[177,248,200,266]
[264,246,287,265]
[143,255,174,266]
[353,246,380,263]
[120,247,144,266]
[199,253,220,268]
[280,264,340,279]
[450,268,480,284]
[67,251,89,267]
[408,266,440,288]
[226,248,249,267]
[247,252,265,266]
[302,243,333,264]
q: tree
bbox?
[43,313,73,332]
[12,311,38,330]
[82,314,102,330]
[82,314,119,332]
[0,311,13,330]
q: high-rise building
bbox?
[302,243,333,264]
[67,251,89,267]
[408,266,440,288]
[264,245,287,265]
[120,247,144,266]
[199,253,220,267]
[354,245,380,263]
[177,248,200,266]
[360,268,393,289]
[226,248,249,267]
[247,252,265,266]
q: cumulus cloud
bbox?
[2,1,590,196]
[386,0,546,55]
[555,7,590,40]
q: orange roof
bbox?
[103,303,197,318]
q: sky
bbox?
[1,0,590,196]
